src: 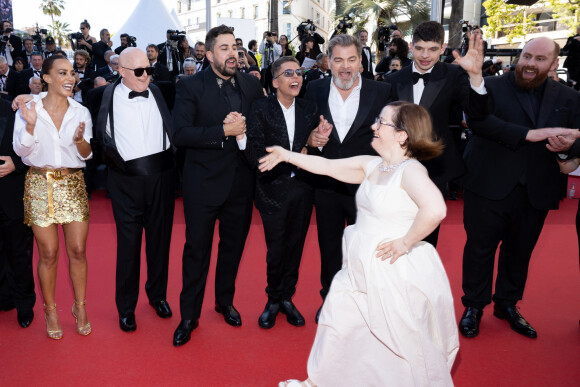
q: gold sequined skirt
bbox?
[24,168,90,227]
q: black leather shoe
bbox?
[173,319,199,347]
[149,300,172,318]
[17,310,34,328]
[280,300,305,327]
[214,304,242,327]
[119,313,137,332]
[315,304,323,324]
[459,306,483,338]
[493,305,537,338]
[258,302,280,329]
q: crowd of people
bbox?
[1,16,580,386]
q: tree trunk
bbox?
[448,0,464,50]
[270,0,278,34]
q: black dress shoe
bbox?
[149,300,172,318]
[173,319,199,347]
[17,310,34,328]
[315,304,323,324]
[493,305,537,338]
[459,306,483,338]
[258,302,280,329]
[214,304,242,327]
[119,313,137,332]
[280,299,305,327]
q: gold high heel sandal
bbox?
[44,304,63,340]
[72,300,92,336]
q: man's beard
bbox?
[332,69,358,90]
[515,64,549,90]
[214,57,237,77]
[389,48,397,57]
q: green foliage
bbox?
[547,0,580,32]
[49,20,71,48]
[39,0,66,25]
[483,0,535,43]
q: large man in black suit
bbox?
[246,56,327,329]
[387,21,484,246]
[94,48,176,332]
[304,34,392,322]
[172,25,264,346]
[459,37,580,339]
[0,99,35,327]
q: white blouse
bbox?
[13,95,93,169]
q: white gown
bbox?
[307,158,459,387]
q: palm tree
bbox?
[49,20,71,48]
[40,0,66,26]
[269,0,279,34]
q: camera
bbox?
[31,24,47,52]
[1,35,8,42]
[460,20,473,33]
[238,50,244,59]
[336,14,354,34]
[127,36,137,47]
[69,32,84,40]
[297,20,316,36]
[378,25,398,41]
[168,30,186,42]
[1,27,12,34]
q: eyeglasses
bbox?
[122,66,154,76]
[374,117,398,129]
[110,61,119,66]
[80,27,86,30]
[274,69,302,79]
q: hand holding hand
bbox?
[527,127,579,143]
[258,146,289,172]
[0,156,15,178]
[376,238,410,264]
[223,112,246,137]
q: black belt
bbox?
[117,149,174,176]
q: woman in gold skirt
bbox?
[13,55,93,339]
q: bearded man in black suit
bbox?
[172,25,264,346]
[304,34,392,322]
[246,56,331,329]
[458,37,580,339]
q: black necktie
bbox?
[128,90,149,99]
[412,72,430,85]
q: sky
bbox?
[12,0,177,36]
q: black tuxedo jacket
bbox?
[12,68,41,98]
[0,99,27,220]
[464,73,580,210]
[157,43,181,78]
[4,69,19,100]
[93,79,174,171]
[172,67,264,205]
[245,95,318,213]
[92,41,111,70]
[387,62,468,185]
[304,77,392,194]
[361,47,374,80]
[152,62,171,82]
[7,35,23,66]
[75,67,98,104]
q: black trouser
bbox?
[108,168,176,316]
[423,180,448,248]
[0,209,35,312]
[461,185,548,309]
[260,182,313,303]
[179,173,253,321]
[314,189,356,300]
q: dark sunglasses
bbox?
[275,69,302,79]
[122,66,154,76]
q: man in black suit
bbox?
[0,56,16,100]
[0,99,35,327]
[96,52,120,83]
[246,56,328,329]
[93,47,176,332]
[158,31,181,79]
[304,34,392,322]
[375,38,412,74]
[22,38,35,68]
[146,44,171,82]
[193,41,210,73]
[114,33,129,55]
[12,52,43,98]
[458,37,580,339]
[172,25,264,346]
[359,30,374,80]
[72,49,97,105]
[1,20,22,68]
[92,29,113,70]
[386,21,484,246]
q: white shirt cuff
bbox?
[19,129,36,148]
[470,79,487,95]
[236,135,247,150]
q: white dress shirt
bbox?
[13,95,93,168]
[411,62,434,105]
[328,75,362,142]
[106,81,168,161]
[0,67,9,93]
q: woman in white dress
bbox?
[259,101,459,387]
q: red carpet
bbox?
[1,192,579,386]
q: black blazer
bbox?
[464,73,580,210]
[7,35,23,67]
[172,67,265,206]
[152,62,171,82]
[304,77,392,195]
[0,99,27,220]
[245,95,317,213]
[387,61,468,185]
[91,41,111,70]
[93,79,174,171]
[361,46,374,80]
[157,43,181,78]
[12,68,41,98]
[75,67,98,105]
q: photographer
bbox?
[297,21,324,57]
[72,49,96,105]
[158,29,182,78]
[70,20,97,59]
[1,20,23,68]
[92,29,112,70]
[259,31,282,70]
[115,33,130,55]
[375,38,411,73]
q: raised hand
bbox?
[452,33,485,86]
[258,146,289,172]
[73,122,86,144]
[20,102,37,135]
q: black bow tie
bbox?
[77,70,84,74]
[34,70,41,76]
[412,72,430,85]
[128,90,149,99]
